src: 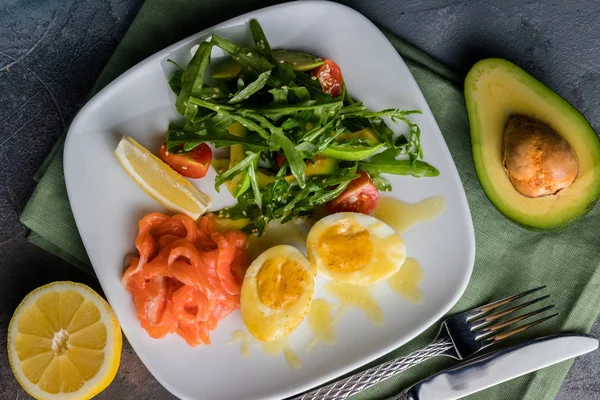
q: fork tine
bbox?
[467,286,546,321]
[479,313,559,347]
[470,295,550,330]
[475,305,555,339]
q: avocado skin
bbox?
[464,58,600,230]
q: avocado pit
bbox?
[503,116,579,197]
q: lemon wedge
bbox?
[7,282,122,400]
[114,136,211,219]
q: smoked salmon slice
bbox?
[122,213,249,346]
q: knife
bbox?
[390,334,598,400]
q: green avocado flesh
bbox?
[465,58,600,229]
[211,58,242,79]
[211,50,324,79]
[270,50,324,71]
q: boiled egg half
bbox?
[241,245,315,342]
[306,212,406,285]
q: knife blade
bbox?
[391,334,598,400]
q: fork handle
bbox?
[294,337,453,400]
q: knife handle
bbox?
[294,338,452,399]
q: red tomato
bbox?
[159,143,212,179]
[327,171,379,214]
[274,151,286,169]
[311,59,343,97]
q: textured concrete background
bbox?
[1,0,599,399]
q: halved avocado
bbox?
[322,128,384,161]
[465,58,600,229]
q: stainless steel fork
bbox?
[294,286,557,400]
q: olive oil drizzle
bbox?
[306,298,337,351]
[227,330,301,369]
[388,258,424,304]
[372,196,446,233]
[325,281,384,326]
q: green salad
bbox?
[163,19,438,234]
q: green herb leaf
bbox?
[166,128,268,153]
[215,152,261,189]
[228,70,271,103]
[372,175,392,192]
[270,129,306,187]
[246,154,262,208]
[268,87,288,104]
[176,42,214,119]
[249,19,272,58]
[359,159,439,177]
[168,69,183,95]
[295,142,318,156]
[211,34,274,72]
[269,62,296,88]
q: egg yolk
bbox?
[316,220,373,273]
[257,256,308,310]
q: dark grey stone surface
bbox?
[1,0,598,399]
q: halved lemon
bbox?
[114,136,211,219]
[7,282,122,400]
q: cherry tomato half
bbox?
[274,151,286,169]
[311,59,343,97]
[159,143,212,179]
[327,171,379,214]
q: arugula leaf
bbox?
[269,62,295,88]
[288,85,310,102]
[295,142,318,156]
[203,86,230,100]
[342,81,354,105]
[269,130,307,188]
[295,72,332,102]
[228,70,271,103]
[249,19,272,58]
[215,152,261,190]
[211,34,274,72]
[168,69,183,95]
[167,59,185,70]
[369,118,395,149]
[176,42,214,120]
[281,111,313,130]
[359,149,439,177]
[166,129,268,153]
[372,175,392,192]
[268,87,288,104]
[239,113,307,187]
[246,154,262,208]
[315,121,345,153]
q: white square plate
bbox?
[64,1,475,399]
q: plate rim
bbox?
[64,1,476,398]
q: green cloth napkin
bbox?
[21,0,600,398]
